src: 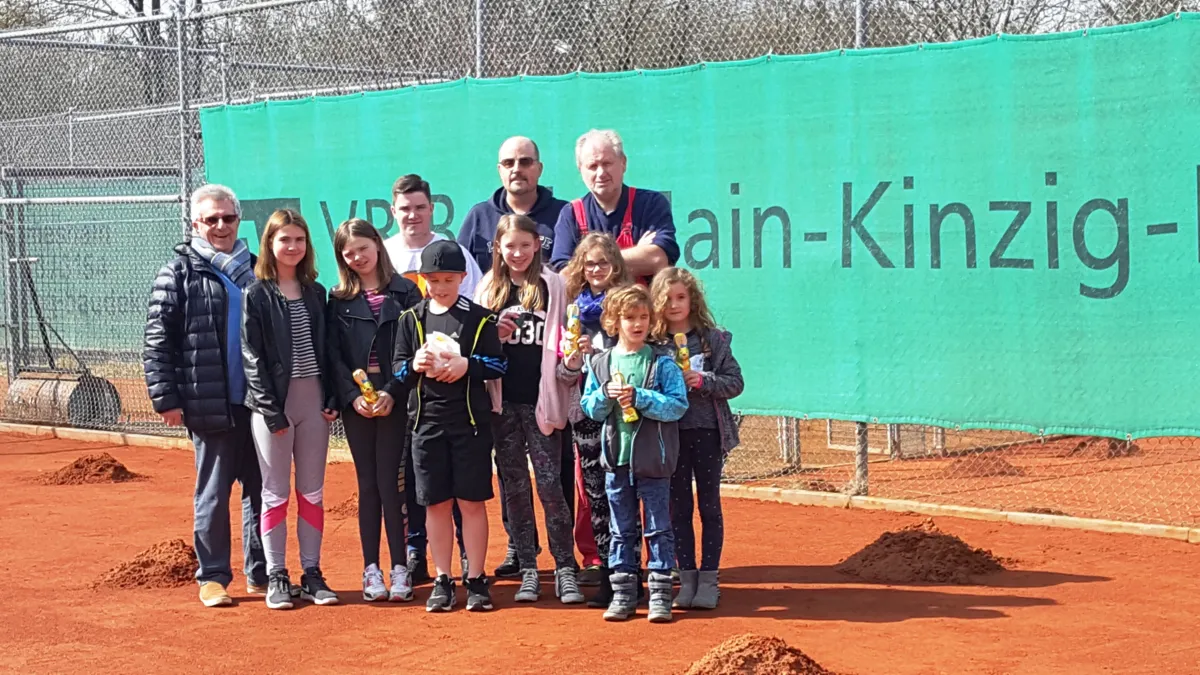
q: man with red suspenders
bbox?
[550,129,681,596]
[549,129,679,277]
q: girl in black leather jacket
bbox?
[326,218,422,602]
[241,208,339,610]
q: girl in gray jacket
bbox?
[650,268,745,611]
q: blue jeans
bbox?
[190,405,267,587]
[605,467,674,574]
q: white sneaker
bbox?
[363,564,387,602]
[389,564,414,602]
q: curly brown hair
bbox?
[649,267,717,343]
[600,284,653,339]
[562,232,631,299]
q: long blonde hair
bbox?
[562,232,630,299]
[649,267,717,344]
[331,218,396,300]
[477,214,547,312]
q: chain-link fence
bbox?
[2,0,1197,528]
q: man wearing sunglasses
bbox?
[458,136,566,274]
[143,183,268,608]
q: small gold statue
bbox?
[352,369,379,405]
[611,371,639,423]
[673,333,691,372]
[564,304,583,357]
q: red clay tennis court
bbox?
[1,432,1197,675]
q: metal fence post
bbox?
[176,1,191,235]
[474,0,484,78]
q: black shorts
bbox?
[411,420,495,506]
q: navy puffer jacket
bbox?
[143,243,250,433]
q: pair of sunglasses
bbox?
[499,157,537,169]
[199,214,239,225]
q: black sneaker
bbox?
[407,550,431,586]
[465,575,493,612]
[300,566,340,605]
[494,548,521,578]
[426,574,456,613]
[266,570,294,610]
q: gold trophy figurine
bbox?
[673,333,691,372]
[564,304,583,357]
[611,371,639,423]
[352,369,380,405]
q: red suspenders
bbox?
[571,187,637,250]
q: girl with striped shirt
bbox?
[242,209,339,610]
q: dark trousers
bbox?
[342,378,408,569]
[670,429,725,571]
[498,420,574,557]
[405,433,465,555]
[190,404,267,587]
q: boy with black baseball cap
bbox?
[392,240,507,612]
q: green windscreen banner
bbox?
[199,14,1200,439]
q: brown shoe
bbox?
[199,581,232,607]
[246,581,269,596]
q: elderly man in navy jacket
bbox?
[549,129,679,277]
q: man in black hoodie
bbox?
[457,136,566,274]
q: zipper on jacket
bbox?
[412,311,425,430]
[465,315,490,436]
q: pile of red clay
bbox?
[836,518,1005,584]
[685,634,836,675]
[941,454,1025,478]
[40,452,142,485]
[95,539,197,589]
[328,492,358,518]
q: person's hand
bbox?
[616,386,635,410]
[353,395,374,418]
[413,347,434,373]
[562,347,583,371]
[371,391,395,417]
[321,408,339,422]
[638,230,657,247]
[436,355,469,383]
[497,313,518,341]
[683,370,703,389]
[159,408,183,426]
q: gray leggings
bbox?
[251,376,330,574]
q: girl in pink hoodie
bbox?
[475,214,583,605]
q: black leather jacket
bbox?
[143,243,256,433]
[240,279,335,432]
[326,275,423,410]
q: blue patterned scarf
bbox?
[191,236,254,289]
[575,287,606,330]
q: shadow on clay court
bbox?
[671,585,1060,623]
[721,565,1110,589]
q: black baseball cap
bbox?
[419,239,467,274]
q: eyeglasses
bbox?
[499,157,537,169]
[198,214,239,226]
[584,261,612,271]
